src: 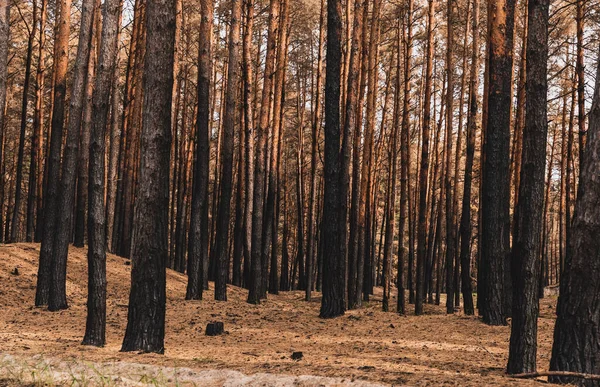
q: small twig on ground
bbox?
[511,371,600,381]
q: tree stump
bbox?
[205,322,224,336]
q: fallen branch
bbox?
[511,371,600,381]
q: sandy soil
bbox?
[0,243,557,386]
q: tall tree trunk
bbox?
[241,0,254,289]
[83,0,121,347]
[480,0,515,325]
[187,0,213,300]
[36,0,72,307]
[397,0,412,315]
[320,0,345,319]
[459,0,479,316]
[32,0,47,243]
[416,0,435,316]
[507,0,549,372]
[48,0,96,311]
[344,0,365,308]
[105,6,123,251]
[74,4,99,248]
[575,0,586,163]
[214,0,242,301]
[121,0,175,353]
[247,0,279,304]
[444,0,456,314]
[549,46,600,386]
[11,0,38,242]
[383,40,399,312]
[265,0,289,296]
[306,0,325,301]
[0,0,8,244]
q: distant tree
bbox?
[416,0,435,316]
[11,0,38,243]
[121,0,175,353]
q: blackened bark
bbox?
[30,0,47,243]
[214,0,242,301]
[247,0,279,304]
[319,0,345,319]
[397,0,412,315]
[83,0,121,347]
[480,0,515,326]
[36,0,71,307]
[344,0,364,309]
[549,47,600,386]
[507,0,549,372]
[75,7,98,248]
[121,0,175,353]
[186,0,212,301]
[0,0,8,245]
[48,0,96,311]
[459,0,479,317]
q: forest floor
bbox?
[0,243,558,386]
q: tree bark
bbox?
[550,46,600,386]
[36,0,71,307]
[480,0,515,325]
[48,0,96,311]
[12,0,38,242]
[416,0,435,316]
[247,0,280,304]
[214,0,242,301]
[507,0,549,372]
[186,0,213,301]
[320,0,345,319]
[121,0,175,353]
[83,0,121,347]
[459,0,479,316]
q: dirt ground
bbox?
[0,243,558,386]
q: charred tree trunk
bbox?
[480,0,515,326]
[320,0,345,319]
[247,0,279,304]
[459,0,479,316]
[48,0,96,311]
[549,47,600,386]
[36,0,71,307]
[83,0,121,347]
[507,0,549,372]
[121,0,175,353]
[214,0,242,301]
[186,0,213,301]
